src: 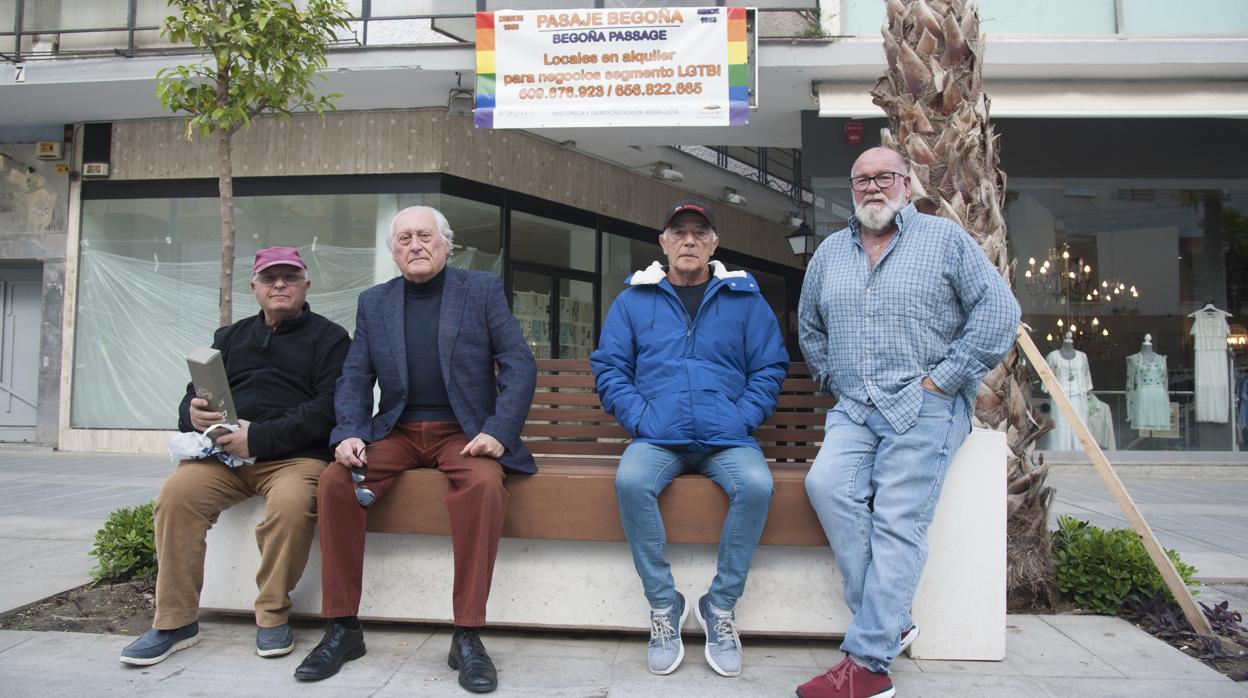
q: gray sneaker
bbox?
[257,623,295,657]
[647,593,688,675]
[695,594,741,677]
[119,621,200,666]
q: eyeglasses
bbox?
[254,272,307,286]
[849,172,907,192]
[350,465,376,507]
[665,229,715,243]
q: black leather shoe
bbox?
[447,628,498,693]
[293,620,366,681]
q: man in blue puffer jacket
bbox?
[591,199,788,679]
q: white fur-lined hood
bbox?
[626,260,749,286]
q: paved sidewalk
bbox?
[1,613,1245,697]
[0,450,1245,696]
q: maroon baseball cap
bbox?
[663,199,716,230]
[252,246,307,274]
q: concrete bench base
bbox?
[201,429,1006,661]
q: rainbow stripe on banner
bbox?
[474,12,496,129]
[727,7,749,126]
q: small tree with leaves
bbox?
[157,0,350,328]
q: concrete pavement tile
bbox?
[0,629,35,653]
[913,615,1122,678]
[1185,552,1248,580]
[1040,614,1229,681]
[0,574,89,614]
[1203,585,1248,605]
[0,515,103,540]
[603,664,821,697]
[1032,676,1248,697]
[0,537,80,563]
[386,653,617,697]
[890,672,1049,697]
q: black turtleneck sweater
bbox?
[400,267,456,423]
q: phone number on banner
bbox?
[516,82,704,100]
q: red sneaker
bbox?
[796,656,895,698]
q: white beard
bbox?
[854,193,907,230]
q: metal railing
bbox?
[0,0,821,63]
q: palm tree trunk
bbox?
[874,0,1058,608]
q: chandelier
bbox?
[1023,243,1140,348]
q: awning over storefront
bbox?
[816,80,1248,118]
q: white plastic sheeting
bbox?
[71,244,500,429]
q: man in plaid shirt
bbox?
[795,147,1019,698]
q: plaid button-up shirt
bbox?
[798,203,1020,433]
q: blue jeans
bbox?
[615,442,774,611]
[805,388,971,673]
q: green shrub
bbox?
[90,500,157,582]
[1052,515,1198,615]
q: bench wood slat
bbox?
[526,407,613,422]
[532,392,602,406]
[536,375,598,388]
[525,440,628,456]
[523,424,632,439]
[781,378,822,393]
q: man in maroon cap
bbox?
[120,246,350,668]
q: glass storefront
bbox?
[73,178,797,430]
[812,176,1248,454]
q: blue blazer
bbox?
[331,268,538,473]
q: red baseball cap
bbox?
[252,246,307,274]
[663,199,716,231]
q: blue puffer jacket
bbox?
[591,260,789,451]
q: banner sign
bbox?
[474,7,748,129]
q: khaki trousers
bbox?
[318,422,508,626]
[153,457,326,629]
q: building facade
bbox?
[2,0,1246,460]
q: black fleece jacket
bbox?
[178,304,350,462]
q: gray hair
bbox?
[388,205,454,252]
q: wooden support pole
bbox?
[1016,325,1214,636]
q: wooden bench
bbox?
[202,359,1006,661]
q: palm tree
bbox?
[873,0,1056,607]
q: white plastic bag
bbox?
[166,423,256,468]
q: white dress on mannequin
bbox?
[1044,347,1093,451]
[1126,350,1170,430]
[1190,304,1231,423]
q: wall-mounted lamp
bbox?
[722,187,747,206]
[448,71,474,116]
[653,162,684,182]
[787,221,816,263]
[448,88,474,116]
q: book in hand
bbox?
[186,346,238,424]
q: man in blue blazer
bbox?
[294,206,536,694]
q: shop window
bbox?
[72,191,498,429]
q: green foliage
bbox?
[90,501,157,583]
[155,0,352,139]
[1052,515,1198,615]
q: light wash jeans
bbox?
[615,442,774,611]
[805,388,971,673]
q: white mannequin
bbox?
[1059,331,1076,360]
[1126,334,1170,431]
[1044,333,1093,450]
